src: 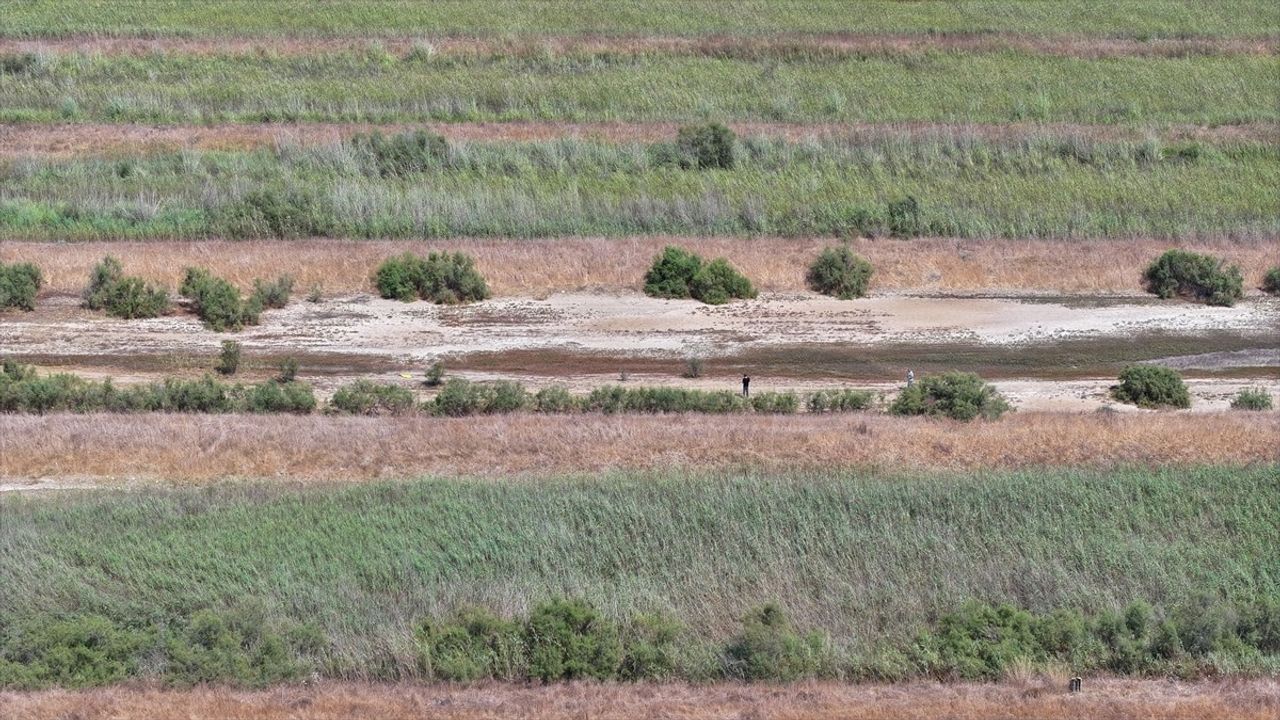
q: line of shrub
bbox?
[0,361,315,414]
[179,267,293,331]
[888,371,1011,421]
[83,256,169,319]
[4,596,1275,690]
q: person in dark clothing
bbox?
[742,374,750,397]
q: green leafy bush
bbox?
[216,340,241,376]
[1143,249,1244,306]
[524,599,621,682]
[423,361,445,387]
[430,378,530,416]
[0,615,147,689]
[164,607,313,688]
[1111,365,1191,409]
[724,604,826,681]
[0,261,42,311]
[912,601,1044,680]
[179,267,261,331]
[750,391,799,413]
[619,613,684,681]
[219,187,333,239]
[329,380,416,416]
[374,251,490,304]
[886,195,925,238]
[1230,387,1273,411]
[1263,266,1280,295]
[534,385,579,413]
[83,256,169,319]
[585,386,747,414]
[807,388,874,413]
[806,246,874,299]
[351,130,449,177]
[417,607,524,681]
[250,275,293,309]
[889,372,1010,421]
[675,123,736,170]
[245,379,315,413]
[643,246,755,304]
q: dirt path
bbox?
[3,678,1278,720]
[1,121,1275,159]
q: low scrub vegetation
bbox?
[672,123,736,170]
[1264,266,1280,295]
[1111,365,1191,409]
[806,246,873,299]
[1230,387,1273,411]
[374,251,490,304]
[643,246,756,305]
[329,380,416,416]
[807,388,875,413]
[83,256,169,319]
[889,372,1010,421]
[0,362,315,414]
[1143,249,1244,306]
[349,129,449,177]
[180,268,292,331]
[0,260,42,311]
[215,340,241,376]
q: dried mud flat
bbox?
[3,679,1278,720]
[2,291,1277,412]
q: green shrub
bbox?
[675,123,736,170]
[275,357,299,383]
[329,380,416,416]
[643,246,754,304]
[164,607,312,688]
[750,391,799,414]
[1143,249,1244,306]
[374,252,490,304]
[806,245,874,299]
[430,378,529,416]
[724,604,826,681]
[1111,365,1191,409]
[417,607,524,681]
[807,388,874,413]
[244,380,316,414]
[250,275,293,309]
[1230,387,1273,411]
[0,615,147,689]
[83,256,169,319]
[1263,266,1280,295]
[215,340,241,376]
[423,361,446,387]
[886,195,925,238]
[619,613,684,681]
[351,130,449,177]
[534,385,579,413]
[585,386,747,414]
[0,261,42,311]
[912,602,1043,680]
[690,257,756,305]
[219,187,332,239]
[889,372,1010,421]
[180,267,261,331]
[524,599,621,682]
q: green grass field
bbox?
[2,51,1274,126]
[2,467,1277,678]
[3,134,1275,240]
[3,1,1276,38]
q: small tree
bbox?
[0,261,42,311]
[1143,249,1243,306]
[215,340,241,376]
[890,371,1010,421]
[1111,365,1191,409]
[675,123,736,170]
[806,245,873,299]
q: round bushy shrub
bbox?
[690,258,756,305]
[1263,266,1280,296]
[329,380,416,416]
[417,607,524,682]
[1230,387,1273,411]
[0,261,42,311]
[806,245,873,299]
[83,256,168,319]
[675,123,736,170]
[1111,365,1191,409]
[180,267,261,332]
[1142,249,1243,306]
[724,604,826,682]
[643,246,755,304]
[524,599,621,682]
[889,371,1010,421]
[374,251,490,304]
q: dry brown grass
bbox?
[1,121,1275,159]
[3,679,1278,720]
[6,236,1279,297]
[1,412,1275,484]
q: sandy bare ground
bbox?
[1,121,1276,159]
[3,33,1274,59]
[2,411,1277,487]
[3,679,1278,720]
[4,237,1279,299]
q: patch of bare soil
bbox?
[2,679,1278,720]
[1,121,1276,159]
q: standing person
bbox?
[906,369,915,387]
[742,374,751,397]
